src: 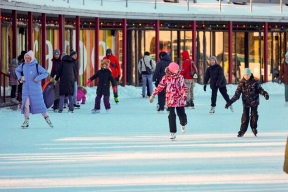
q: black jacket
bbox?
[204,64,227,89]
[55,55,77,95]
[72,58,78,82]
[230,75,267,107]
[50,57,61,78]
[153,55,171,84]
[89,68,116,96]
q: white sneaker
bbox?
[21,118,29,128]
[170,133,176,140]
[45,116,53,128]
[181,126,185,133]
[229,105,234,112]
[209,107,215,114]
[11,98,19,104]
[285,102,288,107]
[91,109,100,114]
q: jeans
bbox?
[142,74,153,97]
[73,82,77,104]
[59,95,74,111]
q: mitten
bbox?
[225,101,232,109]
[113,86,117,93]
[264,92,269,100]
[203,85,207,92]
[149,95,155,103]
[86,79,92,85]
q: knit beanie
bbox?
[70,49,77,56]
[24,50,35,62]
[159,52,167,59]
[285,52,288,64]
[106,49,112,55]
[53,49,60,55]
[210,56,217,63]
[243,68,252,76]
[168,62,179,73]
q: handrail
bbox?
[0,71,10,103]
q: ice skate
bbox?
[21,118,29,129]
[114,97,119,104]
[157,108,164,114]
[74,104,80,109]
[229,105,234,112]
[191,101,195,109]
[68,110,74,113]
[45,116,53,128]
[252,128,257,137]
[106,109,110,113]
[170,133,176,140]
[237,131,245,137]
[91,109,100,114]
[209,107,215,114]
[181,125,185,133]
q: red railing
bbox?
[0,71,10,103]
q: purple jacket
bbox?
[16,59,48,114]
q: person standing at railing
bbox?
[8,58,19,104]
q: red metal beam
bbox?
[76,16,80,84]
[155,20,160,62]
[264,22,268,82]
[59,15,64,53]
[228,21,233,84]
[28,12,33,51]
[192,21,196,65]
[41,13,46,86]
[122,19,127,86]
[95,17,99,74]
[12,10,17,58]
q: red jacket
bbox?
[103,54,121,79]
[152,69,187,107]
[180,50,193,79]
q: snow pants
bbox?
[240,106,258,133]
[168,107,187,133]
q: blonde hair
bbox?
[101,59,110,67]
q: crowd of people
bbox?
[8,48,288,140]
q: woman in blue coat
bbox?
[16,50,53,128]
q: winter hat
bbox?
[159,51,167,59]
[53,49,60,55]
[106,48,112,55]
[144,51,150,56]
[243,68,252,76]
[24,50,35,62]
[285,52,288,57]
[61,52,66,60]
[210,56,217,63]
[70,49,77,56]
[168,62,179,73]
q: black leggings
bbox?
[168,107,187,133]
[10,85,17,98]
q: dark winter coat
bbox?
[230,75,267,108]
[153,54,171,84]
[72,58,79,82]
[8,59,19,86]
[89,68,116,96]
[50,57,61,78]
[55,55,77,96]
[204,64,227,89]
[279,62,288,84]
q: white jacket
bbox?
[138,55,156,74]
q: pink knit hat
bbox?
[24,50,35,62]
[168,62,179,73]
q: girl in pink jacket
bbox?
[150,62,188,140]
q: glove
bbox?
[225,101,232,109]
[113,86,117,93]
[86,79,92,85]
[116,76,120,81]
[264,92,269,100]
[203,85,206,92]
[279,80,282,84]
[149,95,155,103]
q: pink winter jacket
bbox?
[77,89,86,103]
[152,69,187,107]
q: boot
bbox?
[252,128,257,137]
[21,118,29,129]
[237,131,245,137]
[45,116,53,128]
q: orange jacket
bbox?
[103,54,121,78]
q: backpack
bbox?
[21,63,39,75]
[142,59,153,75]
[189,60,198,79]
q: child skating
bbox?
[150,62,188,140]
[225,68,269,137]
[86,59,117,113]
